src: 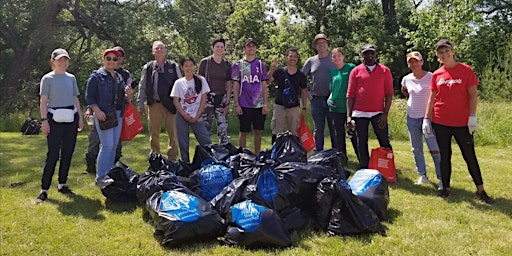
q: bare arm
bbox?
[424,91,436,119]
[73,96,84,131]
[40,95,50,136]
[467,85,478,115]
[267,58,278,84]
[195,93,208,120]
[233,81,242,115]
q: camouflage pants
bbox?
[202,93,230,144]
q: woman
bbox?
[401,51,442,187]
[35,48,84,203]
[423,40,493,204]
[86,48,134,181]
[171,57,212,163]
[267,48,308,144]
[327,47,357,165]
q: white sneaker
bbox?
[416,175,430,185]
[438,181,444,190]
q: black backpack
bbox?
[21,117,41,135]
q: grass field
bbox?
[1,131,511,256]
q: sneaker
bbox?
[476,191,494,205]
[438,188,451,198]
[416,175,429,185]
[438,181,444,191]
[58,185,75,195]
[34,192,48,203]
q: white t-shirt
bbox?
[401,72,432,118]
[170,76,210,117]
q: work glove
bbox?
[468,115,478,134]
[422,119,432,138]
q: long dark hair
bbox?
[180,57,202,93]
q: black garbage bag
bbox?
[97,161,139,203]
[242,161,294,214]
[281,207,311,232]
[308,148,348,179]
[190,145,217,170]
[209,176,252,218]
[227,152,257,178]
[146,187,226,247]
[136,168,182,204]
[321,177,386,236]
[224,200,292,248]
[201,143,239,162]
[274,162,336,216]
[189,163,233,201]
[348,169,389,221]
[271,132,307,164]
[314,177,338,230]
[148,152,192,178]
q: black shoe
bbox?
[34,192,48,203]
[476,191,494,205]
[58,185,75,195]
[438,188,451,198]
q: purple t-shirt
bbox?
[231,59,268,108]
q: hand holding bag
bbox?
[99,110,118,130]
[120,103,144,141]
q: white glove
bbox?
[468,115,478,134]
[422,119,432,138]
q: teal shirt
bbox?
[328,63,355,113]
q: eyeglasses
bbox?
[407,52,421,58]
[105,57,118,62]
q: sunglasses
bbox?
[407,52,421,58]
[105,57,118,62]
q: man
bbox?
[347,43,393,169]
[267,48,308,143]
[231,38,269,154]
[82,46,130,174]
[137,41,181,161]
[198,38,232,144]
[302,33,337,151]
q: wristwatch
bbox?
[41,117,49,121]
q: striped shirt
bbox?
[401,72,432,118]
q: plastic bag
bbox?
[308,148,348,179]
[348,169,389,221]
[136,168,181,204]
[145,187,226,247]
[97,161,139,203]
[120,103,144,141]
[20,117,41,135]
[297,116,315,152]
[224,200,292,248]
[368,147,397,182]
[209,176,251,218]
[271,132,307,164]
[189,163,233,201]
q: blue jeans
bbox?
[176,113,212,163]
[310,96,336,151]
[94,110,122,179]
[407,116,441,179]
[354,113,392,168]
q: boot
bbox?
[82,157,96,175]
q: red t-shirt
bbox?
[430,63,479,127]
[347,64,394,112]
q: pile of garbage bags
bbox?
[98,132,389,248]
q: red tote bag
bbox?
[297,116,315,153]
[368,147,397,182]
[120,103,144,141]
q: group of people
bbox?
[35,34,494,205]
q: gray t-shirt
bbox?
[40,71,79,108]
[302,53,335,97]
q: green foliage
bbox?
[479,38,512,102]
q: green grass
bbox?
[1,130,511,255]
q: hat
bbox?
[51,49,70,60]
[113,46,125,57]
[406,51,423,61]
[313,33,329,44]
[435,39,453,50]
[103,48,121,58]
[244,38,257,47]
[361,44,376,54]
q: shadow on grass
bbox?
[104,199,137,213]
[47,194,105,221]
[393,173,512,219]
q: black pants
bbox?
[353,113,392,168]
[432,123,483,189]
[41,113,78,190]
[332,112,358,162]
